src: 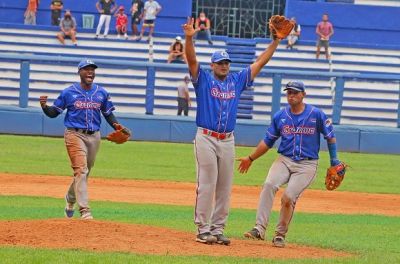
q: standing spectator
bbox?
[316,14,334,60]
[194,12,213,45]
[115,6,128,39]
[57,10,77,46]
[24,0,39,25]
[177,76,191,116]
[95,0,118,39]
[130,0,144,40]
[286,17,301,50]
[136,0,162,42]
[167,36,187,64]
[50,0,63,26]
[182,17,280,245]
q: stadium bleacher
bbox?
[0,23,399,127]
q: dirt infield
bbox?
[0,219,351,259]
[0,173,399,259]
[1,173,399,216]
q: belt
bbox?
[67,128,97,135]
[202,128,233,140]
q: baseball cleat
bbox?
[272,235,285,248]
[244,228,264,240]
[64,196,75,218]
[80,210,93,220]
[196,232,217,244]
[214,234,231,245]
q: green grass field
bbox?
[0,135,399,263]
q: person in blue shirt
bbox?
[39,58,130,220]
[237,81,343,248]
[182,17,281,245]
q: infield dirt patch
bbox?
[0,219,351,259]
[0,173,399,216]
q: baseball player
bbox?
[237,81,343,247]
[182,17,281,245]
[39,59,130,220]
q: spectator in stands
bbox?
[115,6,128,39]
[24,0,39,25]
[167,36,187,64]
[130,0,144,40]
[177,76,191,116]
[316,14,334,60]
[286,17,300,50]
[136,0,162,42]
[95,0,118,39]
[57,10,77,46]
[194,12,213,45]
[50,0,63,26]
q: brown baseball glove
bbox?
[106,123,131,144]
[269,15,294,40]
[325,161,348,191]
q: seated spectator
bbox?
[50,0,63,26]
[24,0,39,25]
[137,0,162,42]
[115,6,129,39]
[167,36,187,64]
[56,10,77,46]
[286,17,301,50]
[194,12,213,45]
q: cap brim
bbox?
[212,58,232,63]
[79,64,98,70]
[283,87,303,92]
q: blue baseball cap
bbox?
[284,81,305,92]
[211,50,232,63]
[78,59,98,72]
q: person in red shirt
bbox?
[194,12,213,45]
[115,6,129,39]
[24,0,39,25]
[315,14,334,60]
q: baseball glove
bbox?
[106,123,131,144]
[325,161,348,191]
[269,15,294,40]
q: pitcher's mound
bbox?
[0,219,351,259]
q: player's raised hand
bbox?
[182,17,198,37]
[39,95,48,108]
[236,156,253,174]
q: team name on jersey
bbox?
[74,100,101,109]
[210,87,235,99]
[282,125,315,135]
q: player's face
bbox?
[211,60,230,80]
[79,66,96,87]
[286,89,305,106]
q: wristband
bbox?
[248,156,254,162]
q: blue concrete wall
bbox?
[0,0,191,34]
[285,0,400,47]
[1,106,400,154]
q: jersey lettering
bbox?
[210,87,236,100]
[282,125,315,135]
[74,100,101,110]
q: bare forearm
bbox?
[248,140,270,161]
[185,36,198,75]
[250,39,280,79]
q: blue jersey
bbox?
[52,83,115,131]
[264,104,335,161]
[192,66,253,133]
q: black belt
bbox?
[67,128,97,135]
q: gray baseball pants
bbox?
[64,129,100,212]
[194,128,235,235]
[254,155,318,238]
